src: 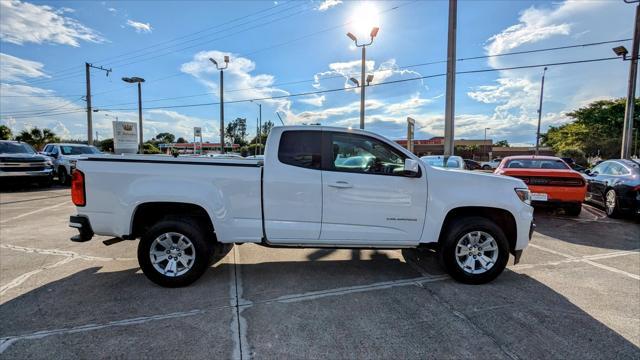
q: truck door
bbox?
[320,131,427,245]
[262,130,323,241]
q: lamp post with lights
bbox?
[210,56,230,154]
[121,76,145,154]
[346,27,379,130]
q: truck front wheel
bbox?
[439,216,509,284]
[138,218,213,287]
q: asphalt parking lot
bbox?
[0,185,639,359]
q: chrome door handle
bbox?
[328,181,353,188]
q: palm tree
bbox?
[14,127,60,151]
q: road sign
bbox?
[194,127,202,137]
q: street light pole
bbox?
[347,27,379,130]
[122,76,145,154]
[210,56,230,154]
[621,2,639,159]
[535,67,548,155]
[484,127,490,160]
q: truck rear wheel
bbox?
[439,216,509,284]
[138,218,213,287]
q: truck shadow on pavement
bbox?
[1,253,638,359]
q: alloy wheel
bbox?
[454,231,499,275]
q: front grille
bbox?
[515,176,584,187]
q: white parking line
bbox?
[0,244,136,262]
[0,201,70,224]
[527,243,639,280]
[0,309,210,354]
[229,247,249,360]
[0,256,75,296]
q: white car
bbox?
[480,158,503,170]
[420,155,466,170]
[69,126,534,287]
[42,143,101,184]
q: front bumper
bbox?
[0,168,53,178]
[69,215,94,242]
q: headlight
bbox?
[515,188,531,205]
[45,160,53,166]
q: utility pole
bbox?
[535,67,548,155]
[484,127,490,160]
[443,0,457,156]
[85,63,111,146]
[621,2,639,159]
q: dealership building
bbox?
[395,137,554,160]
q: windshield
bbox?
[60,145,101,155]
[422,157,462,168]
[0,142,36,154]
[505,159,569,169]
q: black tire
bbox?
[482,165,491,170]
[58,167,69,185]
[564,203,582,216]
[439,216,510,285]
[605,189,622,218]
[209,243,233,265]
[138,218,213,287]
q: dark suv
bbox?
[0,140,54,187]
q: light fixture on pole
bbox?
[612,0,639,159]
[121,76,145,154]
[346,26,379,130]
[535,67,548,155]
[210,56,230,154]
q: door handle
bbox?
[328,181,353,189]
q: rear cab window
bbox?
[278,131,322,169]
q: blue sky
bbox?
[0,0,636,145]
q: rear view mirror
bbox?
[404,158,420,177]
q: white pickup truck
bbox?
[69,126,534,287]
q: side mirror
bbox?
[584,169,591,175]
[403,158,420,177]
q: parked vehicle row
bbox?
[583,159,640,217]
[41,143,101,185]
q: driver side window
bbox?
[329,133,406,176]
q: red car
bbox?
[495,156,587,216]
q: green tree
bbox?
[542,98,639,158]
[14,127,60,150]
[250,120,275,146]
[225,118,248,146]
[0,125,12,140]
[143,142,161,154]
[494,140,510,147]
[99,138,114,153]
[176,137,187,143]
[155,132,175,144]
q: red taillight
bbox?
[71,170,86,206]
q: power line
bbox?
[89,39,631,108]
[2,56,621,119]
[95,56,621,112]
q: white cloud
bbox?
[316,0,342,12]
[297,95,326,107]
[0,53,49,82]
[108,7,117,13]
[0,0,105,46]
[126,19,152,34]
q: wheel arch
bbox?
[438,206,517,254]
[130,202,216,241]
